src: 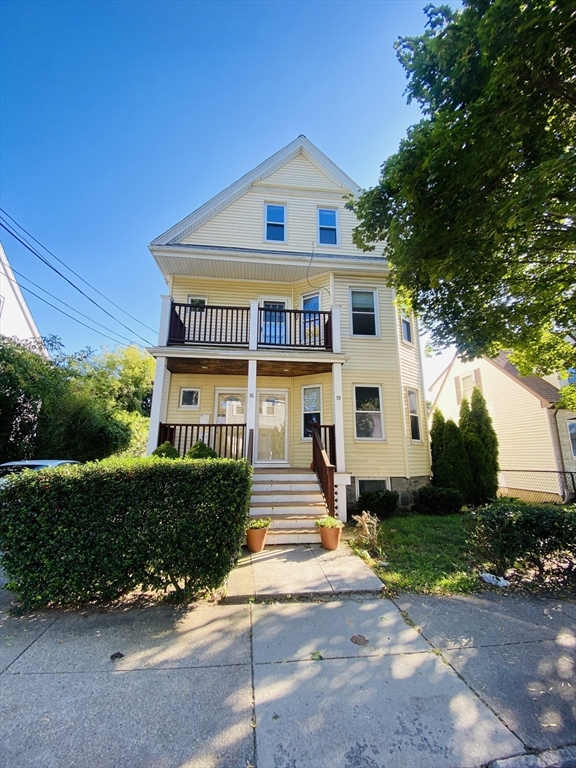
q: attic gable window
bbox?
[265,204,286,242]
[318,208,338,245]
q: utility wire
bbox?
[1,208,157,334]
[1,272,129,346]
[10,267,139,346]
[0,218,154,345]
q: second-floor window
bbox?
[265,204,286,242]
[401,312,413,343]
[350,289,377,336]
[318,208,338,245]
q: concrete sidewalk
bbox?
[1,548,575,768]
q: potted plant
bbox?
[246,517,271,553]
[315,516,344,550]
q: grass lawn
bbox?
[369,513,479,595]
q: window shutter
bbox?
[473,368,482,391]
[455,377,462,404]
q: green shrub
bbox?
[434,419,473,501]
[315,516,344,528]
[247,517,271,530]
[357,490,399,518]
[0,458,252,606]
[151,441,181,459]
[472,500,576,575]
[185,441,218,459]
[416,486,463,515]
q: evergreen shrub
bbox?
[151,441,181,459]
[357,490,399,518]
[0,458,252,606]
[416,486,463,515]
[472,500,576,574]
[185,441,219,459]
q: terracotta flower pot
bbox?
[246,527,268,553]
[319,526,341,551]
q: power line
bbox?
[0,219,154,345]
[10,267,140,346]
[0,208,158,334]
[1,272,130,346]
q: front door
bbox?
[256,390,288,463]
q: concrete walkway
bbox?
[0,547,574,768]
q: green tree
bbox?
[434,419,473,501]
[459,395,496,505]
[0,337,131,463]
[469,388,499,497]
[350,0,575,387]
[429,408,445,480]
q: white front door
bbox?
[256,390,288,463]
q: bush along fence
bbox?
[0,457,252,606]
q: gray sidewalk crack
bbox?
[1,613,60,675]
[248,602,257,768]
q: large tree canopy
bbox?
[351,0,575,391]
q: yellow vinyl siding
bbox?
[432,357,556,472]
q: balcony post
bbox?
[331,305,341,353]
[245,359,258,459]
[159,295,172,346]
[332,362,346,472]
[249,300,259,351]
[147,357,170,455]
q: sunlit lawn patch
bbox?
[373,513,478,595]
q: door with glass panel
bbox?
[214,391,246,457]
[256,391,288,462]
[261,301,286,345]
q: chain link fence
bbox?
[498,470,576,504]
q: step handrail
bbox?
[311,424,335,517]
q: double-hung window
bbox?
[302,385,322,439]
[350,290,377,336]
[265,204,286,242]
[407,389,421,441]
[401,312,413,343]
[318,208,338,245]
[568,422,576,458]
[354,385,384,439]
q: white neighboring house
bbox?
[0,243,46,351]
[430,351,576,502]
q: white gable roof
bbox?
[150,136,362,247]
[0,243,44,346]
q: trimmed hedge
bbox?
[416,486,463,515]
[186,441,219,459]
[151,441,181,459]
[357,490,399,518]
[0,458,252,606]
[472,500,576,574]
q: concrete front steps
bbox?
[250,468,328,545]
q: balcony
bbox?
[167,302,333,351]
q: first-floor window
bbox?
[216,392,246,423]
[354,385,384,439]
[179,388,200,409]
[302,385,321,438]
[187,296,207,308]
[407,389,421,441]
[569,422,576,458]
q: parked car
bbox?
[0,460,81,485]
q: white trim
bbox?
[332,363,346,471]
[353,384,385,441]
[258,295,291,309]
[149,136,362,246]
[301,383,322,441]
[301,291,320,310]
[264,202,287,244]
[317,207,339,247]
[349,287,379,337]
[356,477,391,497]
[178,387,200,411]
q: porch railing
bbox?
[168,304,250,346]
[167,302,333,350]
[158,423,246,459]
[258,308,332,349]
[312,424,335,517]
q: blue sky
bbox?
[1,0,458,385]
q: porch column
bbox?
[159,295,172,346]
[331,305,342,353]
[332,361,350,521]
[245,359,258,460]
[248,300,259,351]
[146,357,169,454]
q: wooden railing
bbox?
[311,424,335,517]
[158,423,246,459]
[168,304,250,346]
[258,308,332,349]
